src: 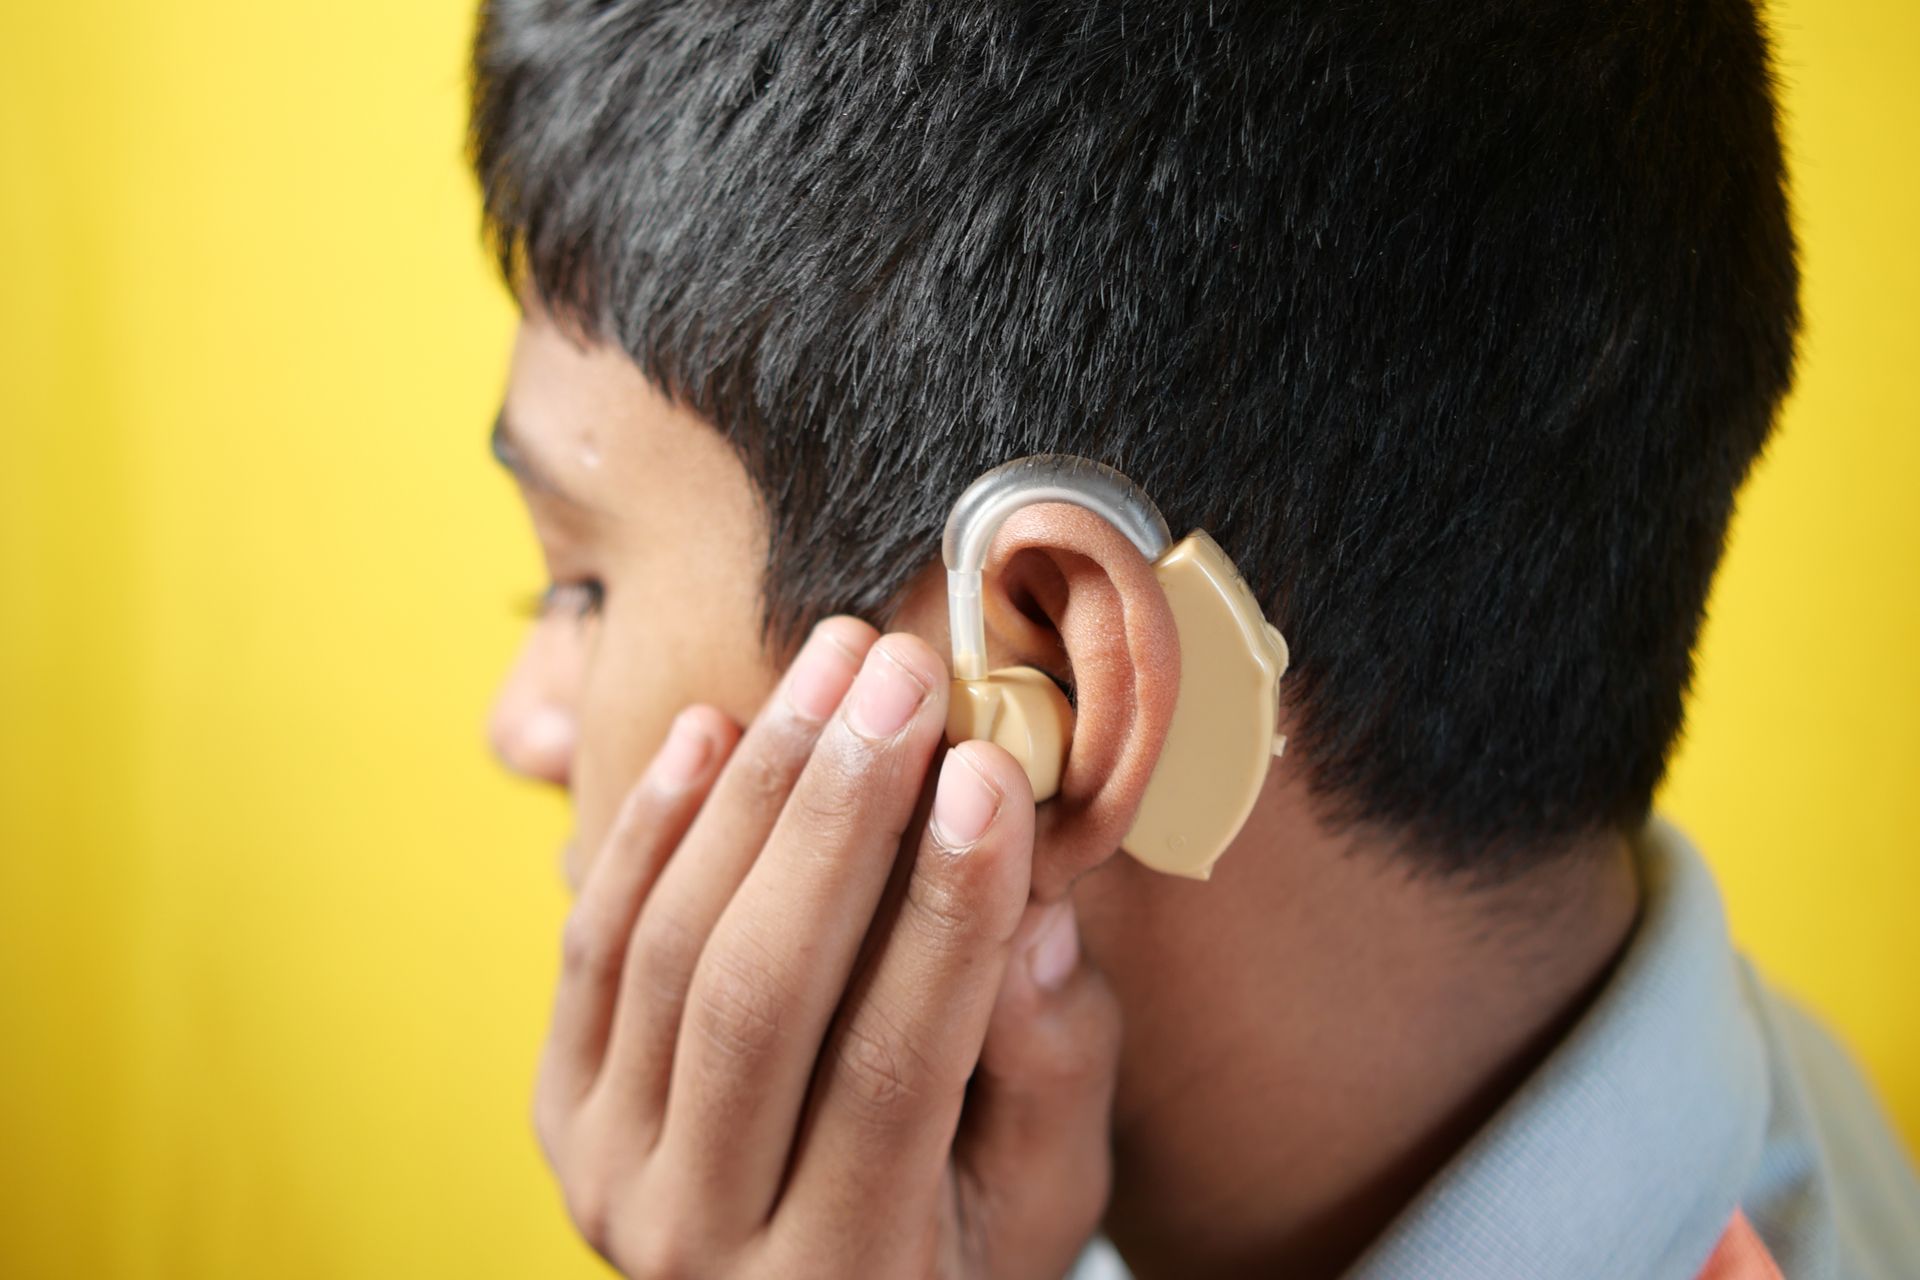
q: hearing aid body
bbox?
[942,454,1289,880]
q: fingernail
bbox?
[785,625,861,721]
[1028,902,1080,991]
[930,747,1001,849]
[847,645,929,740]
[654,711,713,789]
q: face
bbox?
[482,298,1250,1147]
[486,297,780,889]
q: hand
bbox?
[532,618,1124,1279]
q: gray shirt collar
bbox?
[1344,814,1770,1278]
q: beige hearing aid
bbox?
[942,454,1290,880]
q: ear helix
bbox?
[940,454,1290,881]
[940,455,1169,807]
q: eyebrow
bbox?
[490,406,589,509]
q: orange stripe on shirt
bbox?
[1695,1209,1783,1280]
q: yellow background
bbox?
[1,3,1913,1275]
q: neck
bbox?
[1076,785,1642,1280]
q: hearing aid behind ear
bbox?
[942,454,1289,881]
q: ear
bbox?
[959,501,1182,898]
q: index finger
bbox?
[776,738,1036,1265]
[656,631,953,1229]
[594,617,878,1129]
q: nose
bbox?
[487,632,577,789]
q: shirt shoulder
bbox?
[1734,964,1920,1279]
[1066,816,1920,1280]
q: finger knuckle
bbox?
[834,1016,931,1120]
[624,1225,697,1280]
[559,906,622,983]
[623,911,711,1046]
[732,736,804,811]
[577,1174,705,1279]
[561,1170,616,1258]
[833,992,962,1128]
[689,945,790,1068]
[900,859,989,955]
[784,752,869,844]
[914,818,1024,934]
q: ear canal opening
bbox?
[1049,668,1077,711]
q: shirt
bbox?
[1068,813,1920,1279]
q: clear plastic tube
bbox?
[943,454,1173,682]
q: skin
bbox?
[488,293,1645,1279]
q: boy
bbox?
[469,1,1920,1275]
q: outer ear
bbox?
[964,501,1182,899]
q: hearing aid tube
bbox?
[942,454,1173,682]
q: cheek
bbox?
[561,573,783,867]
[563,604,722,861]
[568,662,679,858]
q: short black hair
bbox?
[467,0,1799,877]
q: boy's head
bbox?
[472,0,1798,888]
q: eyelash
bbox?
[517,578,605,622]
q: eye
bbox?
[515,578,605,622]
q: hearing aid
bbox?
[942,453,1290,880]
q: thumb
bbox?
[955,895,1123,1279]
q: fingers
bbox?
[656,631,954,1227]
[775,740,1036,1267]
[536,705,737,1128]
[954,893,1123,1280]
[596,616,878,1129]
